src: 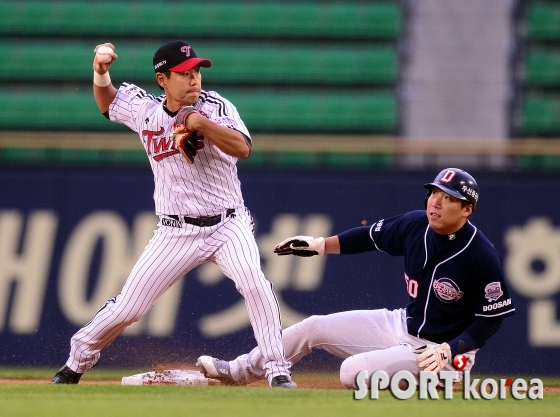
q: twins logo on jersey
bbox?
[432,278,464,303]
[141,127,205,162]
[142,127,179,161]
[484,282,504,302]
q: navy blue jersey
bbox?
[339,210,515,344]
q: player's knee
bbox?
[340,357,359,389]
[301,314,326,326]
[236,273,272,297]
[286,315,327,349]
[301,315,326,339]
[109,302,146,324]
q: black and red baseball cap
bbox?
[153,41,212,73]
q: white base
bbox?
[121,369,222,386]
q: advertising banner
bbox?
[1,166,559,376]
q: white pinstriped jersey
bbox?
[108,82,250,216]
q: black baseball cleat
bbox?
[52,365,82,384]
[271,375,298,388]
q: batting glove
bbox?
[414,343,451,373]
[274,236,325,257]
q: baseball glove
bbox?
[173,105,202,164]
[174,131,204,164]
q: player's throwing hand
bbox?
[93,43,117,74]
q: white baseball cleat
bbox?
[196,355,235,384]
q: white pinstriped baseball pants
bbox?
[65,208,292,381]
[228,308,476,387]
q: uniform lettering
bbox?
[433,278,464,302]
[161,218,183,228]
[142,127,165,155]
[123,86,140,96]
[215,117,238,128]
[154,60,166,70]
[482,298,512,311]
[461,185,479,201]
[405,273,419,298]
[153,137,174,154]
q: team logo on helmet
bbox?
[484,282,504,302]
[433,278,464,303]
[439,169,457,183]
[181,45,191,57]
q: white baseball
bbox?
[95,45,113,64]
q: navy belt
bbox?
[166,209,235,227]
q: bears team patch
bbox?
[433,278,464,303]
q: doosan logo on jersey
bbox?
[483,298,512,312]
[484,282,504,302]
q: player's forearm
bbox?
[188,114,250,158]
[324,236,341,254]
[337,226,377,254]
[448,317,503,357]
[92,43,118,114]
[93,84,117,114]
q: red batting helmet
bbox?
[423,168,479,210]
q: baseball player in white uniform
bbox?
[197,169,515,388]
[52,40,296,388]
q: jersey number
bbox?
[405,274,418,298]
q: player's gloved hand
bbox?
[173,130,203,164]
[274,236,325,257]
[173,105,204,164]
[414,343,451,373]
